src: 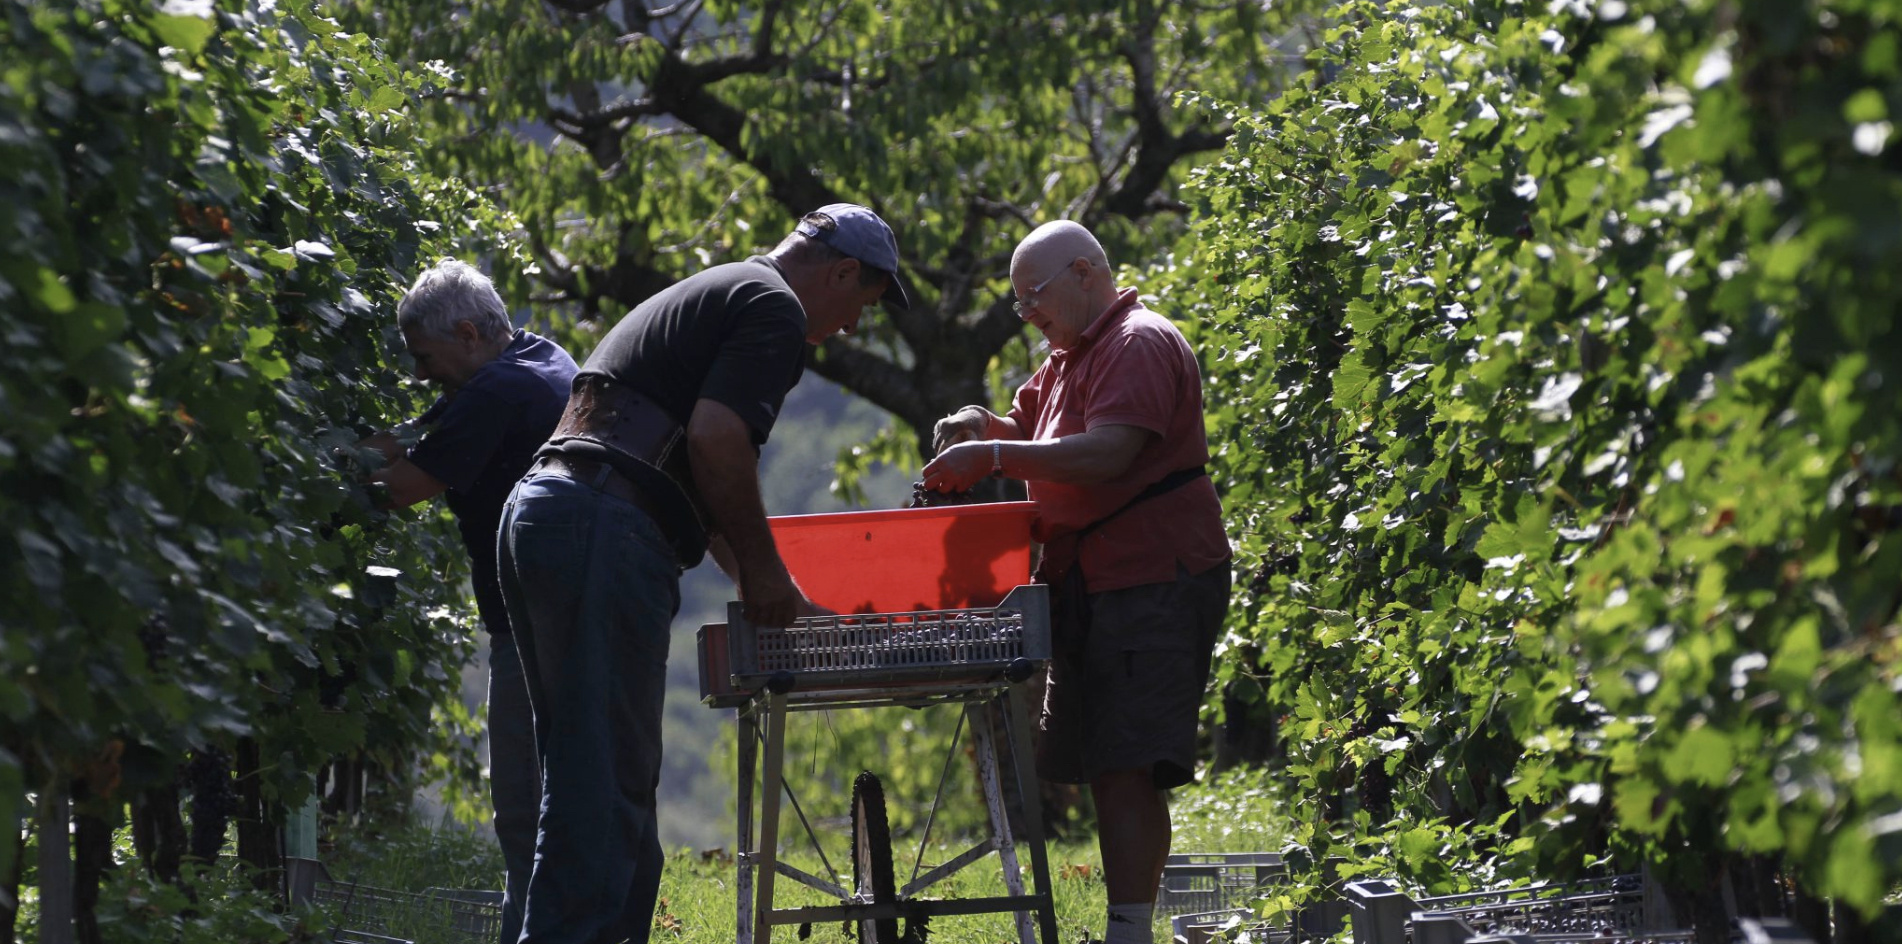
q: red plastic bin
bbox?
[767,501,1038,614]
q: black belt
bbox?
[533,454,674,545]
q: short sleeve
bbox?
[697,295,807,443]
[407,386,519,493]
[1009,363,1050,433]
[1081,331,1178,436]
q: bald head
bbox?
[1012,220,1110,275]
[1009,220,1119,351]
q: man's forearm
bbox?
[358,430,404,465]
[687,398,804,626]
[370,458,448,508]
[996,433,1138,486]
[691,441,778,573]
[706,534,741,581]
[986,413,1027,441]
[684,401,784,578]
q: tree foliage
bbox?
[1178,0,1902,924]
[343,0,1318,451]
[1,0,503,929]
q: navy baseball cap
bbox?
[795,203,912,310]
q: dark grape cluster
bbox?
[319,664,357,709]
[183,746,237,860]
[1248,550,1300,595]
[907,482,980,508]
[136,616,169,665]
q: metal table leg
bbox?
[754,691,790,944]
[1005,684,1060,944]
[736,707,759,944]
[971,699,1040,944]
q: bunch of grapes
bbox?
[907,482,979,508]
[318,663,357,709]
[136,616,169,666]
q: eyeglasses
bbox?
[1011,263,1076,318]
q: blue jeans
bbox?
[497,473,677,944]
[488,637,539,944]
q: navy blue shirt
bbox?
[408,330,578,633]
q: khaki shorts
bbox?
[1036,560,1231,789]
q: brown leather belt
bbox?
[533,453,670,536]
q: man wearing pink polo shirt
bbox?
[922,220,1231,944]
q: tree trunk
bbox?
[233,738,283,897]
[71,799,114,944]
[1663,864,1731,944]
[322,754,365,820]
[2,820,25,944]
[36,789,73,944]
[186,747,234,863]
[130,780,185,886]
[1350,712,1394,824]
[1727,854,1785,919]
[1831,899,1900,944]
[1210,674,1279,773]
[1789,874,1831,944]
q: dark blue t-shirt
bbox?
[407,330,578,633]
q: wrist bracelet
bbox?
[991,441,1003,477]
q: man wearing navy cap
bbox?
[497,204,908,944]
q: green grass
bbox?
[325,813,507,892]
[321,765,1289,944]
[655,838,1110,944]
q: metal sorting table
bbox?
[698,583,1058,944]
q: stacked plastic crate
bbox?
[1156,853,1350,944]
[290,856,501,944]
[1343,875,1737,944]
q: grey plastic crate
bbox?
[1463,934,1694,944]
[332,932,414,944]
[310,877,501,944]
[1347,875,1649,944]
[1171,907,1290,944]
[1156,852,1287,918]
[1740,918,1820,944]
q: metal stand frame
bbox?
[710,585,1058,944]
[732,684,1058,944]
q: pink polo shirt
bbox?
[1009,288,1230,593]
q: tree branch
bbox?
[663,0,705,49]
[684,51,786,85]
[1088,28,1234,223]
[548,96,663,131]
[970,295,1028,361]
[807,341,927,427]
[753,0,786,59]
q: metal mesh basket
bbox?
[333,932,414,944]
[1464,934,1695,944]
[1409,876,1647,944]
[1156,852,1287,918]
[311,879,501,944]
[1171,908,1292,944]
[724,583,1050,691]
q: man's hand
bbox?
[931,405,993,456]
[359,431,404,465]
[739,562,803,629]
[794,597,837,620]
[920,440,996,495]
